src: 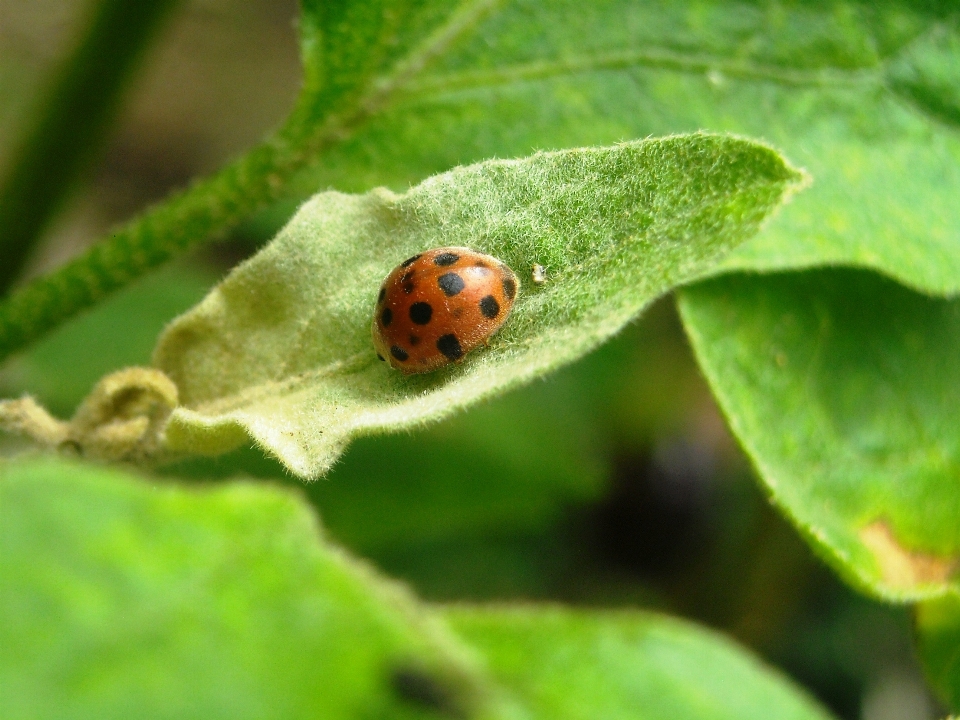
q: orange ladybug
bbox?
[372,247,519,374]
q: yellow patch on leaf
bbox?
[860,522,957,590]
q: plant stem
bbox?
[0,127,308,363]
[0,0,500,364]
[0,0,182,294]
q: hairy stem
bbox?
[0,0,501,364]
[0,127,305,363]
[0,0,183,293]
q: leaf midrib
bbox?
[403,47,883,99]
[394,23,960,134]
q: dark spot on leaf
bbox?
[409,302,433,325]
[409,335,421,346]
[391,666,465,719]
[479,295,500,319]
[390,346,408,362]
[438,273,465,296]
[433,252,460,266]
[380,307,392,327]
[401,254,421,268]
[437,334,463,361]
[502,276,516,300]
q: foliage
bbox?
[1,0,958,716]
[153,136,802,477]
[0,457,833,720]
[678,271,960,601]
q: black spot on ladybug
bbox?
[373,248,518,375]
[438,272,465,296]
[437,334,463,361]
[377,353,385,361]
[479,295,500,319]
[434,252,460,266]
[409,302,433,325]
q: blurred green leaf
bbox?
[917,594,960,712]
[445,605,836,720]
[0,456,514,720]
[298,0,960,296]
[153,136,802,477]
[678,270,960,601]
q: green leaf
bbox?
[677,270,960,601]
[0,455,844,720]
[444,606,835,720]
[296,0,960,296]
[150,135,804,477]
[0,456,510,720]
[917,594,960,712]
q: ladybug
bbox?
[372,246,519,374]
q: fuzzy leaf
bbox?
[917,594,960,712]
[444,606,835,720]
[678,270,960,601]
[295,0,960,296]
[152,135,804,477]
[0,457,510,720]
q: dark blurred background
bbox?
[0,2,943,719]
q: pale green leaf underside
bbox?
[917,594,960,712]
[678,270,960,601]
[0,457,502,720]
[445,606,835,720]
[294,0,960,297]
[154,135,803,478]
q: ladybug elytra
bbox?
[372,247,519,374]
